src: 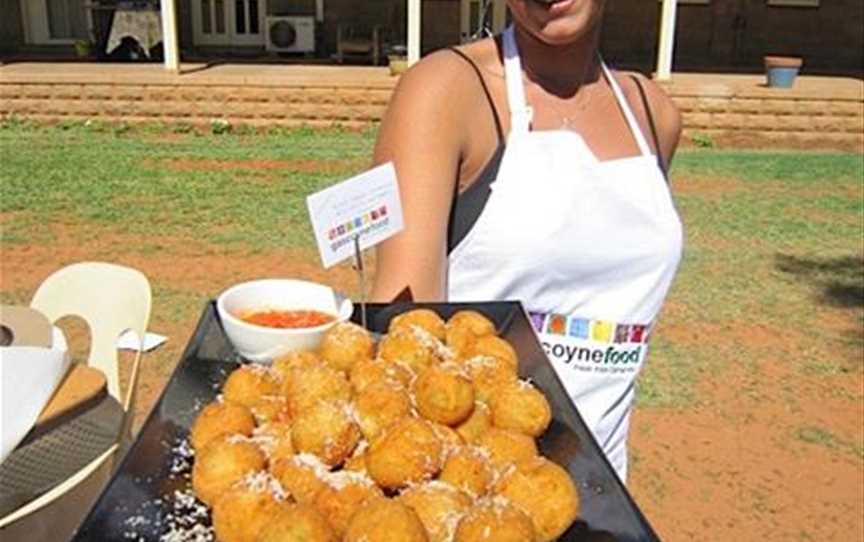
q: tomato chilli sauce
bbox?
[238,309,336,329]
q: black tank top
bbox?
[446,47,505,254]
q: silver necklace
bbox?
[523,57,602,131]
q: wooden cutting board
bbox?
[33,364,107,433]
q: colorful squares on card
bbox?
[630,324,648,343]
[614,324,630,344]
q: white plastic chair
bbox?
[0,262,152,541]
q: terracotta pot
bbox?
[764,55,803,69]
[764,55,803,88]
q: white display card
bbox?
[306,162,404,268]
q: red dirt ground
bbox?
[1,217,861,542]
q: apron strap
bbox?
[601,62,653,157]
[503,26,533,134]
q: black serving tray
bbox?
[74,301,660,542]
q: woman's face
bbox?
[506,0,606,45]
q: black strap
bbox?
[444,48,507,254]
[448,47,505,144]
[446,143,505,254]
[629,74,666,175]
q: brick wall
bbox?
[1,77,861,151]
[669,87,863,151]
[0,81,392,130]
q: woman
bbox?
[370,0,683,481]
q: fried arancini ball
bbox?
[439,446,495,498]
[365,417,443,489]
[350,356,414,394]
[250,395,291,425]
[354,382,412,442]
[291,401,360,466]
[445,310,496,358]
[378,327,442,374]
[223,364,281,409]
[313,473,383,537]
[253,422,295,463]
[454,401,492,443]
[399,481,472,542]
[343,451,367,473]
[282,365,352,414]
[258,503,337,542]
[344,498,429,542]
[190,401,255,451]
[429,422,465,455]
[318,321,375,373]
[389,309,447,341]
[464,355,518,404]
[475,429,538,472]
[447,310,496,338]
[270,455,330,505]
[454,497,537,542]
[212,475,287,542]
[192,435,266,506]
[494,457,580,542]
[468,335,518,372]
[413,365,475,426]
[272,350,322,380]
[489,381,552,437]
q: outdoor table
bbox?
[105,6,162,58]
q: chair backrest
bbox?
[30,262,152,410]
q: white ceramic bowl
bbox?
[216,279,353,363]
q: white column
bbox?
[492,0,507,34]
[160,0,180,72]
[407,0,421,65]
[655,0,678,81]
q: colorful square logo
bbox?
[337,225,345,235]
[379,205,388,216]
[547,314,567,335]
[614,324,630,344]
[591,320,614,343]
[354,217,363,228]
[528,312,546,333]
[568,318,590,339]
[630,325,647,343]
[371,209,379,220]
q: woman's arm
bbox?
[370,52,472,302]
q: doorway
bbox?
[192,0,265,46]
[22,0,91,44]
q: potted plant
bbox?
[73,39,93,59]
[764,55,803,88]
[388,44,408,76]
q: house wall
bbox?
[600,0,864,74]
[0,0,26,53]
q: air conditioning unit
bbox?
[265,16,316,53]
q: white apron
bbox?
[448,26,683,481]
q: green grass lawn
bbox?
[2,121,862,410]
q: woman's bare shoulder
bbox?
[614,70,682,162]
